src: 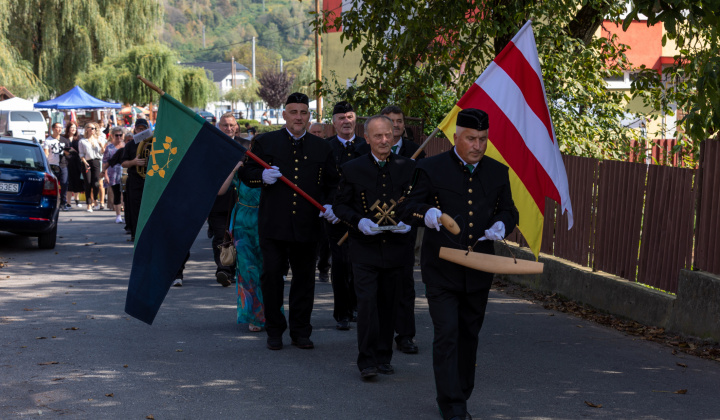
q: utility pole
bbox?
[280,58,283,72]
[202,24,206,48]
[315,0,322,120]
[231,56,236,112]
[252,36,256,79]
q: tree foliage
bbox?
[318,0,647,159]
[626,0,720,144]
[78,44,217,108]
[257,70,295,110]
[224,44,281,78]
[2,0,162,97]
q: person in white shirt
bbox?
[78,123,106,212]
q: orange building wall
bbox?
[600,20,664,70]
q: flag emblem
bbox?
[147,136,177,178]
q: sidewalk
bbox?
[1,210,719,419]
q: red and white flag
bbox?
[438,20,573,257]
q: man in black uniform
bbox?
[326,101,369,331]
[120,118,150,242]
[400,108,518,420]
[242,92,340,351]
[380,105,424,354]
[208,113,242,287]
[334,115,416,380]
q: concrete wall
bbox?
[495,244,720,341]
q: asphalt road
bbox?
[1,209,719,419]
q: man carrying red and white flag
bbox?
[399,20,572,419]
[439,19,573,257]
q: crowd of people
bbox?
[44,94,519,420]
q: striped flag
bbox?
[439,20,573,257]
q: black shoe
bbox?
[360,366,378,379]
[318,271,329,282]
[351,310,358,322]
[397,339,418,354]
[216,271,231,287]
[377,363,394,375]
[291,337,314,349]
[336,318,350,330]
[267,336,283,350]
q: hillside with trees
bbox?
[161,0,316,69]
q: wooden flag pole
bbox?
[136,75,327,214]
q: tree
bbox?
[3,0,162,96]
[78,44,217,108]
[238,78,261,120]
[257,70,295,124]
[319,0,646,159]
[225,44,281,78]
[287,51,316,96]
[626,0,720,151]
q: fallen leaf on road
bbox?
[584,401,602,408]
[38,361,59,365]
[23,308,33,311]
[36,337,47,340]
[123,365,128,368]
[676,363,687,368]
[146,416,155,419]
[105,393,114,397]
[176,349,183,352]
[52,378,64,381]
[64,327,79,330]
[674,389,688,394]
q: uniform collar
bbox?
[452,146,478,171]
[337,134,356,147]
[285,128,306,141]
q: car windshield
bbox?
[0,143,45,170]
[10,111,45,122]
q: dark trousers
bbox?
[176,252,190,279]
[426,285,490,420]
[317,226,331,274]
[111,184,122,205]
[125,177,144,237]
[53,166,69,206]
[84,159,101,204]
[260,237,318,340]
[353,263,401,371]
[394,263,417,342]
[208,211,234,276]
[326,225,356,322]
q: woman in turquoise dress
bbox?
[220,162,265,332]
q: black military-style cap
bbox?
[285,92,309,106]
[135,118,149,128]
[332,101,354,115]
[456,108,489,131]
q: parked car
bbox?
[0,136,60,249]
[198,111,217,124]
[0,110,48,141]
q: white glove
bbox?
[262,166,282,184]
[479,221,505,241]
[424,208,443,231]
[358,218,381,236]
[392,221,411,234]
[320,205,339,224]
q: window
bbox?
[0,143,45,170]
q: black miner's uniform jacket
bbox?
[395,137,426,160]
[242,129,339,242]
[326,135,370,235]
[333,153,416,268]
[399,149,519,291]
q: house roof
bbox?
[0,86,16,101]
[179,62,251,82]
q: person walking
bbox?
[103,127,125,223]
[63,122,84,207]
[78,122,106,212]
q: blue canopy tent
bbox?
[34,86,121,109]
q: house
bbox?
[179,61,265,120]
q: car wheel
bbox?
[38,224,57,249]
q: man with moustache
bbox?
[324,101,370,330]
[242,92,340,351]
[399,108,518,420]
[333,115,416,380]
[380,105,426,160]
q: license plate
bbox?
[22,130,35,135]
[0,182,20,193]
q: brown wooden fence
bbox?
[694,140,720,274]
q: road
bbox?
[1,209,719,419]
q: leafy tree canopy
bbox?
[78,44,217,108]
[257,69,294,112]
[319,0,668,159]
[1,0,162,97]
